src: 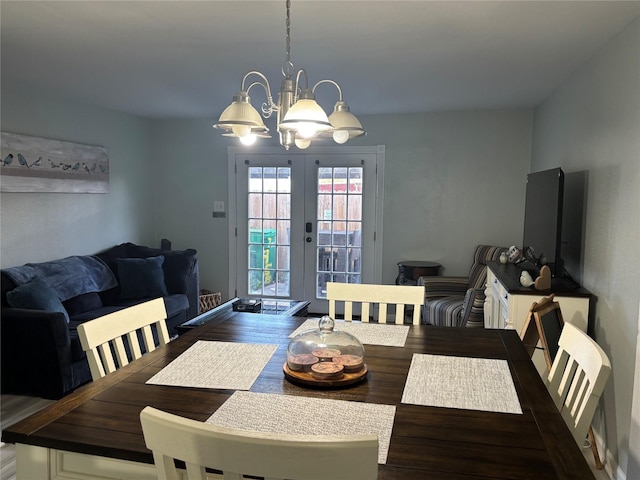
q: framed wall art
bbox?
[1,132,109,193]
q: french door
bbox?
[228,146,384,313]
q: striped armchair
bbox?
[418,245,507,327]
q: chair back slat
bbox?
[141,324,157,352]
[98,343,119,376]
[140,406,378,480]
[86,348,107,379]
[326,282,424,325]
[113,337,130,369]
[361,302,371,322]
[78,298,169,381]
[329,298,336,319]
[345,300,354,321]
[125,331,143,359]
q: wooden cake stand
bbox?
[283,363,368,388]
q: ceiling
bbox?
[2,1,639,120]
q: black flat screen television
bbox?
[522,168,564,277]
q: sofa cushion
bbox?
[69,295,189,325]
[97,243,196,295]
[161,294,190,319]
[6,277,70,323]
[422,295,465,327]
[69,304,139,327]
[63,292,103,316]
[116,256,168,299]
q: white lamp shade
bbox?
[214,94,268,135]
[280,98,332,138]
[326,105,365,140]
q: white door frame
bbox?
[228,145,385,306]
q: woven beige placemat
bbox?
[290,319,409,347]
[401,354,523,414]
[146,341,277,390]
[207,391,396,464]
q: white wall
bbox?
[349,110,532,281]
[149,119,230,294]
[531,18,640,479]
[0,88,156,268]
[150,109,532,298]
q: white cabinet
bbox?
[484,268,512,329]
[484,263,591,333]
[484,262,592,374]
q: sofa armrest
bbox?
[1,307,74,398]
[460,287,487,328]
[418,276,469,300]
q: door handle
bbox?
[306,237,312,243]
[305,222,313,233]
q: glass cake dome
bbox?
[286,316,365,382]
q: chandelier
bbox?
[213,0,365,150]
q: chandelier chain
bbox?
[282,0,294,77]
[285,0,290,63]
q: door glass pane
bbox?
[248,166,291,297]
[315,166,363,298]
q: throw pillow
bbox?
[117,244,196,294]
[116,256,168,299]
[161,250,197,294]
[6,276,70,323]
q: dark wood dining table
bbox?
[3,311,595,480]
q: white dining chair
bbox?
[139,406,379,480]
[326,281,425,325]
[547,322,611,468]
[78,298,170,380]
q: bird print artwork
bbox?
[1,153,43,169]
[1,154,13,166]
[17,153,29,168]
[1,132,109,193]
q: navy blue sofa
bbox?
[0,243,199,399]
